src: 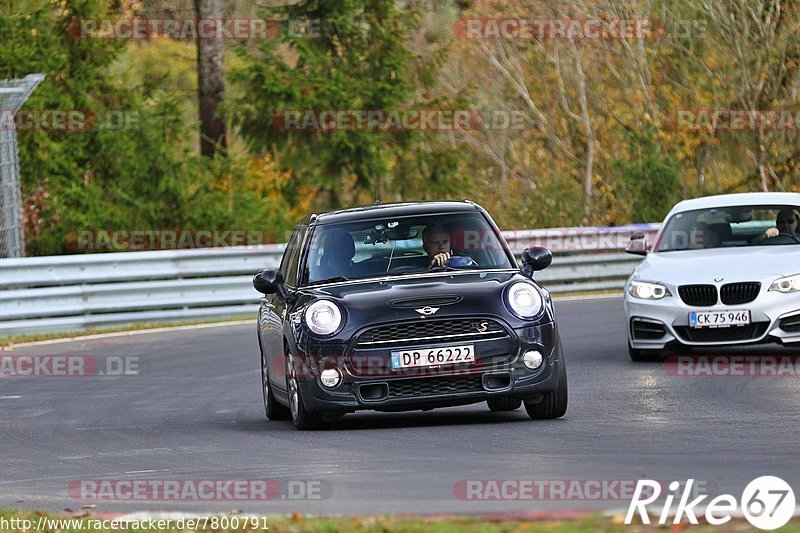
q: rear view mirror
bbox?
[253,269,284,294]
[626,232,648,256]
[520,246,552,278]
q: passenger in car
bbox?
[317,230,356,279]
[753,208,800,243]
[689,221,718,249]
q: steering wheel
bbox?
[764,232,800,245]
[445,256,479,268]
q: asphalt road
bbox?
[2,296,799,515]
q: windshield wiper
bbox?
[308,276,350,285]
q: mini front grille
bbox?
[631,319,667,340]
[780,314,800,333]
[355,318,506,345]
[387,376,484,398]
[678,285,718,307]
[720,282,761,305]
[675,322,769,343]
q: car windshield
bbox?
[302,213,515,284]
[654,205,800,252]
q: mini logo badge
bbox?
[415,306,439,317]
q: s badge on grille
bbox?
[415,306,439,318]
[476,321,489,333]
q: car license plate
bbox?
[390,344,475,369]
[689,309,751,328]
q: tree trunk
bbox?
[195,0,227,158]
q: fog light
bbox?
[522,350,544,370]
[320,368,342,388]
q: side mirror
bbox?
[626,232,649,256]
[521,246,552,278]
[253,269,284,295]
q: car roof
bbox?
[670,192,800,214]
[307,200,484,225]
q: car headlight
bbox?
[304,300,343,335]
[628,281,670,300]
[505,282,544,319]
[770,274,800,293]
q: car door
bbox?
[262,223,306,392]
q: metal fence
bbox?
[0,224,659,337]
[0,74,44,258]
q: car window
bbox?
[279,224,306,286]
[301,213,514,284]
[655,205,800,251]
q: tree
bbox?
[230,0,462,209]
[195,0,227,158]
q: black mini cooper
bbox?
[254,201,567,429]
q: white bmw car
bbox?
[624,192,800,361]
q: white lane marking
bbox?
[0,395,22,399]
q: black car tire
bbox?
[486,397,522,411]
[262,352,290,421]
[286,355,326,430]
[524,348,567,420]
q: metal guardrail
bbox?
[0,225,659,337]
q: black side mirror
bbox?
[626,232,648,256]
[521,246,552,278]
[253,269,284,295]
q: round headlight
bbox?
[506,282,544,319]
[305,300,343,336]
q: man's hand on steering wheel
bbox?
[429,251,451,267]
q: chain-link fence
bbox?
[0,74,44,258]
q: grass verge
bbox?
[0,317,255,348]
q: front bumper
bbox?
[624,288,800,349]
[295,323,560,413]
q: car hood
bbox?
[634,246,800,285]
[295,270,550,336]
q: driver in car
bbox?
[754,208,800,243]
[422,224,478,268]
[423,224,452,267]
